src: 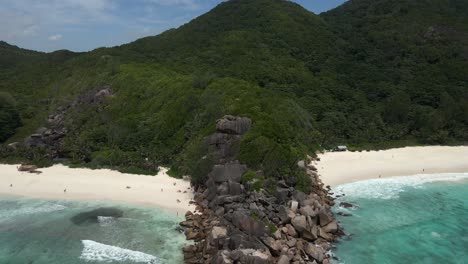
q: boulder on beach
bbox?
[18,165,38,172]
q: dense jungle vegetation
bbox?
[1,0,467,188]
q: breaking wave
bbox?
[333,173,468,199]
[0,203,67,222]
[80,240,161,263]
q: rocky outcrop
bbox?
[215,115,251,135]
[205,115,251,164]
[21,86,114,159]
[181,116,340,264]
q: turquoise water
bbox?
[332,173,468,264]
[0,198,189,264]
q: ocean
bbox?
[332,173,468,264]
[0,198,189,264]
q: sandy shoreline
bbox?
[315,146,468,187]
[0,164,195,215]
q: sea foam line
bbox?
[333,172,468,200]
[0,203,67,222]
[80,240,161,263]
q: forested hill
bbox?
[1,0,467,186]
[322,0,468,143]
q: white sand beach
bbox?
[0,164,194,215]
[315,146,468,187]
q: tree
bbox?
[0,92,21,142]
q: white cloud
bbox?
[0,0,118,42]
[146,0,201,10]
[48,34,62,41]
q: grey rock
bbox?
[278,206,294,224]
[228,233,268,251]
[210,162,247,183]
[277,255,290,264]
[318,210,333,227]
[232,211,267,236]
[273,229,282,240]
[228,181,242,196]
[304,243,325,262]
[260,236,281,256]
[17,165,38,172]
[291,215,307,233]
[293,191,307,202]
[300,198,315,207]
[318,227,334,242]
[215,207,225,217]
[299,205,316,217]
[210,226,228,240]
[286,238,297,248]
[275,188,290,203]
[297,160,306,169]
[289,200,299,213]
[322,220,338,234]
[286,224,297,237]
[302,225,318,242]
[216,115,252,135]
[237,249,271,264]
[217,182,230,195]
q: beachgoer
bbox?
[64,188,67,193]
[10,184,12,187]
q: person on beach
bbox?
[64,188,67,193]
[10,184,12,187]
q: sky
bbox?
[0,0,347,53]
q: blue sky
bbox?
[0,0,347,52]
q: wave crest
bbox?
[80,240,161,263]
[333,173,468,199]
[0,203,66,222]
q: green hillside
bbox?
[1,0,467,187]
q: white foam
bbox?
[80,240,161,263]
[97,216,117,227]
[0,203,67,222]
[333,173,468,199]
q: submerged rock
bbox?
[70,207,123,225]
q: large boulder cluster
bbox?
[181,116,340,264]
[204,115,252,164]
